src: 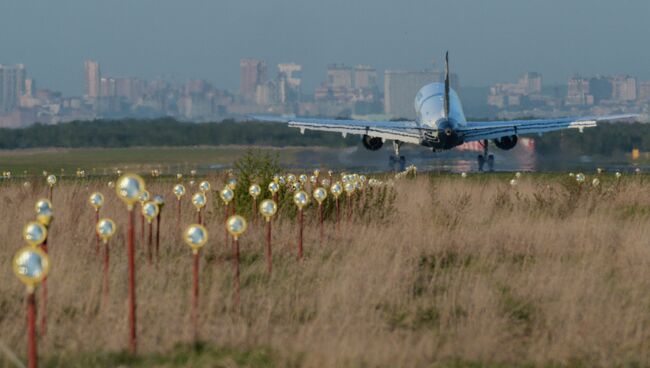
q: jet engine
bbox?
[493,135,518,150]
[362,135,383,151]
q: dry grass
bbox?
[2,173,650,367]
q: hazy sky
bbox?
[1,0,649,95]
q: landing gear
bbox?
[478,139,494,172]
[389,141,406,171]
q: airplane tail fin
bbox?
[444,51,450,119]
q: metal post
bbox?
[232,237,240,308]
[298,209,303,261]
[147,222,153,265]
[176,198,181,229]
[40,240,47,336]
[192,251,199,341]
[103,241,110,306]
[27,292,37,368]
[319,203,324,245]
[155,213,161,262]
[127,208,137,354]
[265,220,272,275]
[95,210,100,255]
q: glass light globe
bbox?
[184,224,208,253]
[268,181,280,194]
[96,218,116,243]
[23,221,48,246]
[190,169,197,176]
[510,179,518,187]
[515,172,522,178]
[330,182,343,198]
[575,173,586,183]
[259,199,277,221]
[615,172,622,179]
[192,192,207,210]
[227,177,237,190]
[313,187,327,204]
[292,182,302,191]
[199,181,211,193]
[461,172,467,178]
[138,190,150,204]
[13,246,50,290]
[46,174,57,186]
[226,215,248,240]
[309,175,317,184]
[142,201,160,223]
[173,184,186,199]
[592,178,600,187]
[116,174,146,208]
[249,184,261,198]
[278,176,286,185]
[287,174,296,183]
[344,182,355,196]
[177,173,183,180]
[35,199,54,226]
[89,192,104,211]
[293,190,309,209]
[220,187,234,204]
[153,195,164,207]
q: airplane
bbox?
[254,53,636,171]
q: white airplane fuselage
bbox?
[413,83,467,150]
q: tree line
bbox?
[0,118,646,156]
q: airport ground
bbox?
[2,168,650,367]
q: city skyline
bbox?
[1,1,649,95]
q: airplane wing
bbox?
[459,114,637,142]
[251,115,424,144]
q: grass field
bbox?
[0,146,345,175]
[2,171,650,367]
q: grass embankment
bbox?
[1,173,650,367]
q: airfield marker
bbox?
[313,187,327,244]
[89,192,104,255]
[13,246,50,368]
[191,192,207,225]
[96,218,116,305]
[259,199,278,274]
[293,191,309,261]
[116,173,145,355]
[153,195,164,261]
[344,181,355,222]
[173,184,186,229]
[183,224,208,341]
[226,215,247,308]
[330,182,342,232]
[268,181,280,204]
[34,200,53,337]
[46,174,56,203]
[142,201,160,265]
[138,191,150,244]
[220,186,234,247]
[249,184,261,226]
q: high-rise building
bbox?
[326,64,353,89]
[566,76,593,106]
[384,69,442,119]
[611,76,637,102]
[240,59,267,102]
[84,60,101,99]
[0,64,26,114]
[277,63,302,105]
[354,65,377,90]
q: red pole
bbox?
[103,241,110,306]
[155,214,161,262]
[347,195,352,222]
[140,212,145,243]
[298,209,303,261]
[265,220,272,275]
[319,203,324,245]
[197,209,202,226]
[48,186,52,202]
[95,210,100,255]
[232,237,240,308]
[176,198,181,229]
[27,292,37,368]
[252,198,257,226]
[192,251,200,341]
[224,205,229,249]
[147,222,153,265]
[127,208,137,355]
[335,198,340,232]
[40,240,48,337]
